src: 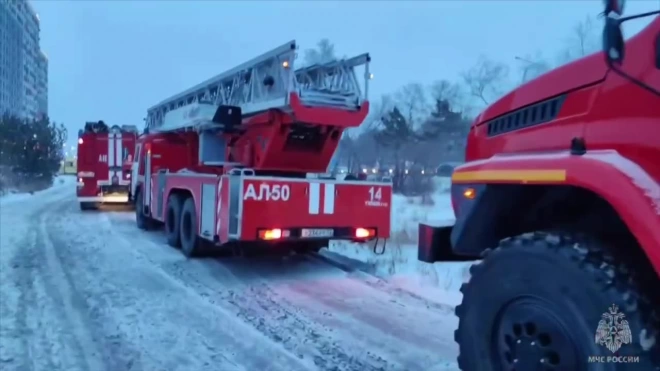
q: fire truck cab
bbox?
[76,121,138,210]
[417,2,660,369]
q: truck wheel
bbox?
[180,197,201,257]
[165,193,183,248]
[454,232,659,370]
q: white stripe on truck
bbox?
[307,183,335,215]
[309,183,320,214]
[104,132,124,184]
[108,133,115,167]
[216,178,223,235]
[115,133,122,166]
[323,183,335,214]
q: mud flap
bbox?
[156,171,167,217]
[418,223,475,263]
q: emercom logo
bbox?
[588,304,639,364]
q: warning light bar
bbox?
[355,227,376,239]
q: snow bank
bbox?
[0,175,76,207]
[328,177,474,307]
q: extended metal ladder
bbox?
[145,40,371,132]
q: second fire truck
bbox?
[77,121,138,210]
[130,41,392,257]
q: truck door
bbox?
[119,134,135,186]
[144,146,152,208]
[96,135,110,184]
[131,143,141,197]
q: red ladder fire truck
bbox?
[77,121,138,210]
[418,1,659,369]
[130,40,392,257]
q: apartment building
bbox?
[0,0,48,120]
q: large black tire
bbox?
[455,232,659,371]
[180,197,201,257]
[165,193,183,247]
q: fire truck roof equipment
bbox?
[144,40,371,133]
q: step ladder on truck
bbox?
[77,121,139,210]
[417,1,660,370]
[130,40,392,257]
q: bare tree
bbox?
[461,56,510,106]
[556,15,600,65]
[573,16,596,56]
[430,79,474,117]
[393,82,429,129]
[364,94,395,130]
[430,80,462,107]
[304,38,336,66]
[516,52,551,84]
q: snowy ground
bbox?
[0,177,461,371]
[328,178,472,307]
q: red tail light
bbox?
[258,228,291,240]
[355,227,376,239]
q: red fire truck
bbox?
[77,121,138,210]
[130,41,392,257]
[418,1,659,369]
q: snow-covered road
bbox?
[0,178,459,371]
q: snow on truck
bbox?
[76,121,139,210]
[418,2,659,370]
[129,40,391,257]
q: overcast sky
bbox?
[31,0,658,151]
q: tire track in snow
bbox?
[61,206,312,371]
[41,202,144,371]
[106,212,459,371]
[105,212,392,371]
[198,259,392,371]
[131,246,390,370]
[2,192,110,371]
[220,255,459,370]
[6,228,42,371]
[271,270,459,369]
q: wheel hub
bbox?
[494,298,580,370]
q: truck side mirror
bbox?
[602,16,625,65]
[603,0,625,16]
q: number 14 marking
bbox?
[368,187,382,201]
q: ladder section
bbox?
[146,40,371,132]
[154,102,224,133]
[295,53,371,110]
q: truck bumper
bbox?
[417,222,476,263]
[78,195,130,203]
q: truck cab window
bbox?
[134,145,141,163]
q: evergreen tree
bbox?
[0,113,67,193]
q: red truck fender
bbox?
[452,149,660,274]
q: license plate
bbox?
[301,228,334,238]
